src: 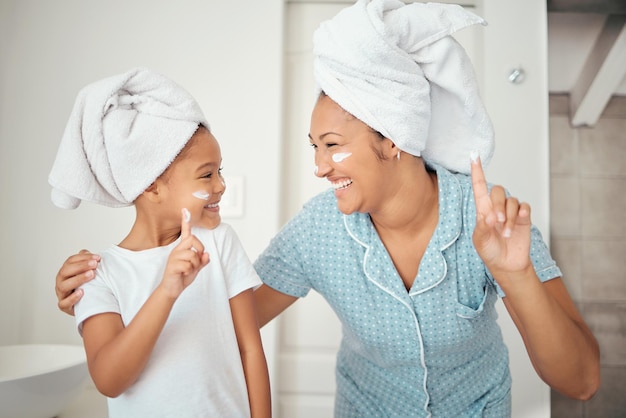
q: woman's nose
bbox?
[314,152,331,178]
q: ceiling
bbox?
[547,0,626,126]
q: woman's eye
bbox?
[309,143,317,150]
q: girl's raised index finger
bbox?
[181,208,192,240]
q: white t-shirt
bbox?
[74,223,261,418]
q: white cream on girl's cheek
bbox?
[332,152,352,163]
[192,191,210,200]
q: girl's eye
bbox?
[309,143,317,150]
[201,167,223,179]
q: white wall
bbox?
[0,0,283,357]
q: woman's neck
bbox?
[370,163,439,236]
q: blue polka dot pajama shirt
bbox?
[254,165,561,417]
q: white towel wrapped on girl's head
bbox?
[313,0,495,174]
[48,68,209,209]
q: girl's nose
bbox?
[215,176,226,195]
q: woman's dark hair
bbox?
[318,91,387,161]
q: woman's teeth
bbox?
[333,179,353,190]
[205,202,219,208]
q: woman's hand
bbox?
[470,157,601,399]
[158,208,210,299]
[470,155,532,277]
[55,250,101,315]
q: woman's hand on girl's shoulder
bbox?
[55,250,100,315]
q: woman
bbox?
[55,1,599,416]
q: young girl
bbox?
[48,68,271,418]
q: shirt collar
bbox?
[343,164,464,295]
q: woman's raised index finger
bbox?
[470,152,490,207]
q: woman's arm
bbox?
[253,284,299,328]
[470,156,600,400]
[230,288,272,418]
[501,276,600,400]
[56,256,300,330]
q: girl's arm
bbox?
[82,287,178,397]
[230,288,272,418]
[82,210,210,397]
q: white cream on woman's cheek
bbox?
[192,191,210,200]
[332,152,352,163]
[314,152,351,175]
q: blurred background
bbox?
[1,0,624,417]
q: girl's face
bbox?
[309,95,392,215]
[159,127,225,230]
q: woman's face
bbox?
[158,127,225,229]
[309,95,392,215]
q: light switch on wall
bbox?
[221,175,245,219]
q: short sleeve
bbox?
[212,224,262,299]
[487,224,562,298]
[74,264,120,335]
[253,200,321,298]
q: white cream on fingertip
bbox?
[332,152,352,163]
[182,208,191,223]
[314,165,319,175]
[469,150,480,163]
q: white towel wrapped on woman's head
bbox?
[313,0,495,174]
[48,67,208,209]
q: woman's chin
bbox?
[336,201,358,216]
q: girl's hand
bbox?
[470,155,532,277]
[159,208,210,299]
